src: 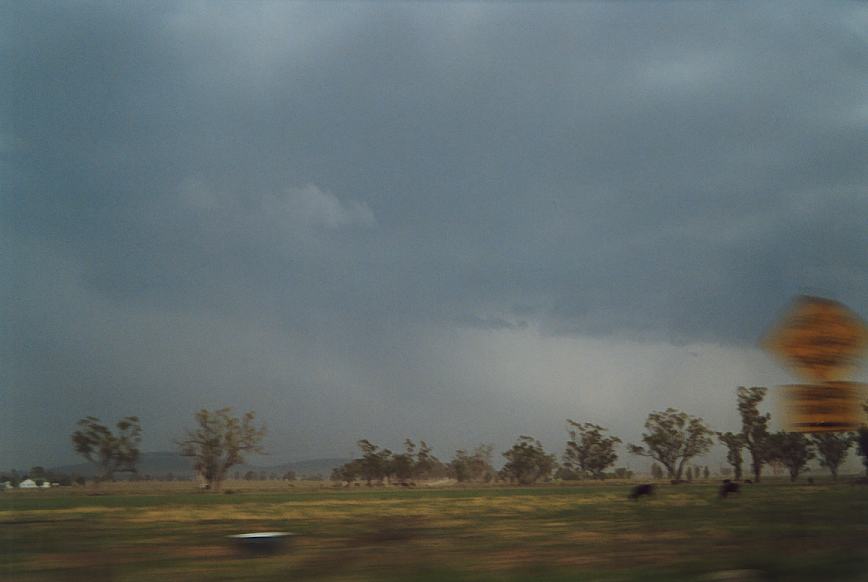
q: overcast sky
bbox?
[3,1,867,471]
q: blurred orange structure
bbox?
[763,295,867,382]
[779,382,864,432]
[764,296,867,432]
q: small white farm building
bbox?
[17,479,50,489]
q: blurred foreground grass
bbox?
[3,480,868,581]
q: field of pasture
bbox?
[3,480,868,581]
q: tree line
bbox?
[62,388,868,490]
[716,386,865,482]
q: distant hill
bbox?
[50,452,195,478]
[254,458,351,479]
[49,452,350,479]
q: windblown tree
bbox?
[857,400,868,477]
[331,459,363,483]
[810,433,853,480]
[389,439,417,483]
[71,416,142,482]
[767,431,814,482]
[500,436,556,485]
[449,444,496,483]
[738,386,771,482]
[563,421,621,479]
[177,408,266,491]
[331,438,447,485]
[356,439,393,485]
[412,440,447,480]
[628,408,713,480]
[856,429,868,477]
[717,431,746,480]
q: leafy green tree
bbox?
[717,431,746,481]
[628,408,713,479]
[855,429,868,477]
[500,436,556,484]
[356,439,393,485]
[333,439,446,485]
[71,416,142,482]
[686,466,693,481]
[650,463,664,480]
[856,400,868,477]
[389,440,416,483]
[810,433,852,480]
[703,466,710,479]
[449,445,495,483]
[177,408,266,491]
[767,431,814,482]
[413,440,446,480]
[554,465,581,480]
[738,386,771,482]
[450,452,471,483]
[331,459,363,483]
[563,421,621,479]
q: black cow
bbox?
[629,484,655,500]
[719,479,740,498]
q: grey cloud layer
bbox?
[3,2,867,466]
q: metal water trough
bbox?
[228,532,296,555]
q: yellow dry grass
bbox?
[7,482,867,580]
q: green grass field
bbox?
[3,480,868,581]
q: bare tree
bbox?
[177,408,266,491]
[71,416,142,482]
[628,408,713,480]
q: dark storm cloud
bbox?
[3,2,867,467]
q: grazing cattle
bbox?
[719,479,740,498]
[629,484,655,500]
